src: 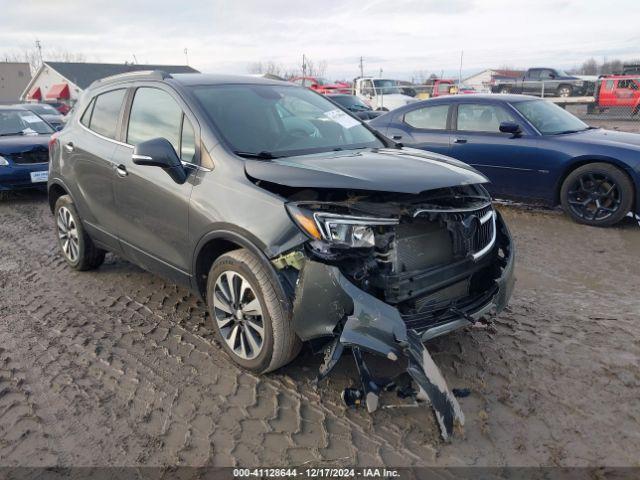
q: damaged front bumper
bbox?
[285,213,515,441]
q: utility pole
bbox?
[184,48,189,66]
[458,49,464,90]
[359,56,364,78]
[35,39,43,67]
[302,54,307,86]
[379,68,383,78]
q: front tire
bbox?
[557,85,573,97]
[54,195,105,270]
[560,163,634,227]
[206,249,301,373]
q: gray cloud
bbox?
[1,0,638,80]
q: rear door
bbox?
[384,103,452,155]
[448,102,547,199]
[66,88,127,251]
[111,85,199,285]
[523,69,542,95]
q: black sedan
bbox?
[326,94,383,120]
[369,94,640,227]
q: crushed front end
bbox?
[272,185,515,441]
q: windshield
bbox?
[514,100,588,135]
[0,110,54,136]
[372,79,402,95]
[330,95,371,110]
[191,84,384,157]
[25,104,59,115]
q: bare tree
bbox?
[2,45,86,74]
[247,60,295,79]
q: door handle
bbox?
[115,164,128,177]
[453,138,468,144]
[392,135,403,140]
[64,142,74,152]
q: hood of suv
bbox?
[245,147,487,194]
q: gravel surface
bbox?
[0,191,638,467]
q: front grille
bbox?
[400,282,498,332]
[471,205,495,258]
[11,148,49,164]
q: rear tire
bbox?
[206,249,301,373]
[54,195,105,270]
[560,163,634,227]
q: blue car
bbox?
[0,106,54,195]
[369,94,640,227]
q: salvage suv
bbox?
[48,72,514,439]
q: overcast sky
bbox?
[2,0,639,80]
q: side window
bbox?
[127,88,182,153]
[540,70,554,80]
[361,80,374,96]
[88,89,126,139]
[457,104,516,133]
[180,115,196,163]
[404,105,449,130]
[80,99,95,128]
[604,80,614,91]
[437,83,451,94]
[527,69,540,80]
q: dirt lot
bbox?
[0,192,638,467]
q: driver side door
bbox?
[112,86,199,286]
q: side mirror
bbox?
[499,121,522,136]
[132,138,187,184]
[54,125,64,131]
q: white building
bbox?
[463,69,524,93]
[21,62,199,105]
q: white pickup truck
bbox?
[353,78,419,111]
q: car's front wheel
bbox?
[54,195,106,270]
[560,163,634,227]
[557,85,573,97]
[206,249,301,373]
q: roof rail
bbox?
[89,70,172,88]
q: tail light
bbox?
[49,131,61,151]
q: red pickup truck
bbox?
[591,75,640,114]
[290,76,351,95]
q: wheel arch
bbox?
[191,225,290,307]
[48,178,73,213]
[554,156,637,206]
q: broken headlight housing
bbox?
[286,203,398,248]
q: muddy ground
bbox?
[0,192,638,467]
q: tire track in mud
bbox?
[1,194,639,467]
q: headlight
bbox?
[0,156,9,167]
[286,204,398,248]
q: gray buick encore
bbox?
[48,71,514,439]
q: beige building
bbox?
[0,62,31,104]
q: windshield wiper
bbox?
[554,128,589,135]
[0,131,24,137]
[233,150,280,160]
